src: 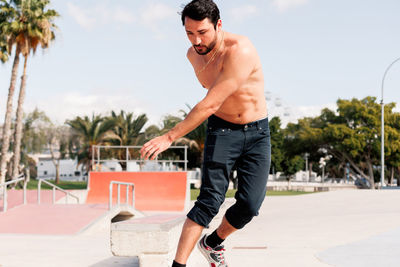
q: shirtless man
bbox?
[140,1,271,266]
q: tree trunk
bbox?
[49,140,60,184]
[55,160,60,184]
[330,150,370,180]
[398,167,400,187]
[12,55,28,180]
[0,50,20,185]
[390,166,394,185]
[309,162,313,182]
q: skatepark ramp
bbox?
[0,179,144,235]
[87,171,189,211]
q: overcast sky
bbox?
[1,0,399,128]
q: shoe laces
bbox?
[212,246,226,263]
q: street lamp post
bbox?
[380,57,400,188]
[304,152,309,182]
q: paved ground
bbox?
[317,227,400,267]
[1,189,400,266]
[187,189,400,267]
[0,203,109,235]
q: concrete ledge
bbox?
[111,214,185,267]
[79,204,144,235]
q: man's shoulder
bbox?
[186,47,196,61]
[225,33,255,59]
[227,32,251,46]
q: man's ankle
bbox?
[172,260,186,267]
[206,230,225,248]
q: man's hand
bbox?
[140,134,173,160]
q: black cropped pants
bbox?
[187,115,271,229]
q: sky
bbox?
[1,0,400,128]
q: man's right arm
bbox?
[166,43,255,142]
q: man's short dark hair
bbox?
[181,0,220,28]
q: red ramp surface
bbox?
[1,189,65,211]
[87,172,187,211]
[0,203,108,235]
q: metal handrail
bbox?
[92,145,189,171]
[95,159,187,163]
[1,175,27,212]
[37,179,79,204]
[109,181,135,210]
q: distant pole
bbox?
[304,153,309,182]
[381,57,400,189]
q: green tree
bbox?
[281,155,304,181]
[0,0,59,183]
[0,34,8,62]
[321,97,384,188]
[0,0,20,184]
[269,117,285,175]
[177,105,208,168]
[284,116,324,180]
[384,111,400,185]
[285,96,400,188]
[10,0,58,180]
[0,3,10,62]
[21,108,51,154]
[66,114,118,174]
[108,110,148,170]
[46,124,71,184]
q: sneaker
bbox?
[197,234,228,267]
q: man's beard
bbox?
[193,34,217,55]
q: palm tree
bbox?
[66,115,118,174]
[10,0,58,180]
[178,105,207,165]
[0,0,19,185]
[108,111,148,169]
[0,5,10,63]
[0,35,9,62]
[0,0,59,184]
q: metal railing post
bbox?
[89,145,189,172]
[92,145,95,170]
[37,179,79,205]
[97,146,100,171]
[184,145,188,171]
[109,181,135,210]
[1,176,28,212]
[126,147,129,171]
[109,182,113,210]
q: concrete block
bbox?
[111,214,185,266]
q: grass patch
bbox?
[191,189,314,200]
[13,179,88,190]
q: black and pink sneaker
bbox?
[197,234,228,267]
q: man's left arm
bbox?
[141,44,255,160]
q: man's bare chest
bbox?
[193,58,224,89]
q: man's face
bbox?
[184,17,220,55]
